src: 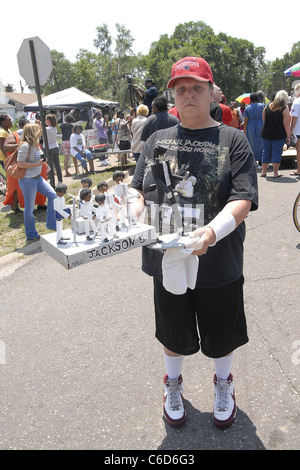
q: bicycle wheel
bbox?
[293,192,300,232]
[0,172,6,196]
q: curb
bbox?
[0,244,41,280]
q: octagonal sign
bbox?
[17,37,53,86]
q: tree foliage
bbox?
[93,23,145,107]
[28,50,75,95]
[25,22,300,105]
[145,22,265,101]
[258,41,300,97]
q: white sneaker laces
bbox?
[216,378,230,412]
[167,378,182,411]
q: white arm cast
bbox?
[206,210,236,246]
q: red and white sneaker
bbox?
[163,374,186,426]
[213,373,237,428]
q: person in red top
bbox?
[230,102,241,129]
[219,94,233,126]
[3,119,48,212]
[168,105,181,120]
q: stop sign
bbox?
[17,37,53,86]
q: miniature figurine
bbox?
[53,183,71,245]
[94,193,119,242]
[68,192,77,242]
[97,181,120,232]
[77,177,93,206]
[151,144,183,236]
[112,171,137,230]
[79,188,97,240]
[175,175,197,198]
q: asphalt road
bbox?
[0,166,299,451]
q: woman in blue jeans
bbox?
[261,90,291,178]
[17,124,57,240]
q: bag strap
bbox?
[18,143,31,161]
[13,144,31,169]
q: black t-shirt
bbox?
[141,112,180,141]
[131,123,258,288]
[60,122,74,141]
[210,102,223,122]
[143,86,158,113]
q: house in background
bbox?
[0,86,38,120]
[0,103,16,120]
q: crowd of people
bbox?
[0,56,300,431]
[207,83,300,178]
[241,87,298,178]
[0,75,298,241]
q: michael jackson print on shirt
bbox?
[135,124,232,232]
[131,122,258,288]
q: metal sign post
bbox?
[28,40,54,188]
[17,37,55,187]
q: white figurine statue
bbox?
[175,175,197,198]
[79,188,97,240]
[97,181,120,233]
[77,177,93,206]
[53,183,72,245]
[112,171,137,230]
[94,194,119,242]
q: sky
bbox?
[1,0,299,94]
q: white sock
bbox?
[163,352,184,379]
[214,353,234,380]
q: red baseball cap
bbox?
[167,57,214,88]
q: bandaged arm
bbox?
[189,200,251,254]
[207,210,236,246]
[206,200,251,246]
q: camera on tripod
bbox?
[121,74,138,109]
[122,73,135,83]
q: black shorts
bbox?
[153,276,248,358]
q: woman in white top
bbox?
[44,114,62,184]
[17,124,57,240]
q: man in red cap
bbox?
[131,57,258,429]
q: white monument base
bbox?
[41,223,157,270]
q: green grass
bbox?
[0,161,135,258]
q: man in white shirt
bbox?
[70,125,95,175]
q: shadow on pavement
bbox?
[158,400,265,450]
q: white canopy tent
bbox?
[24,87,119,112]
